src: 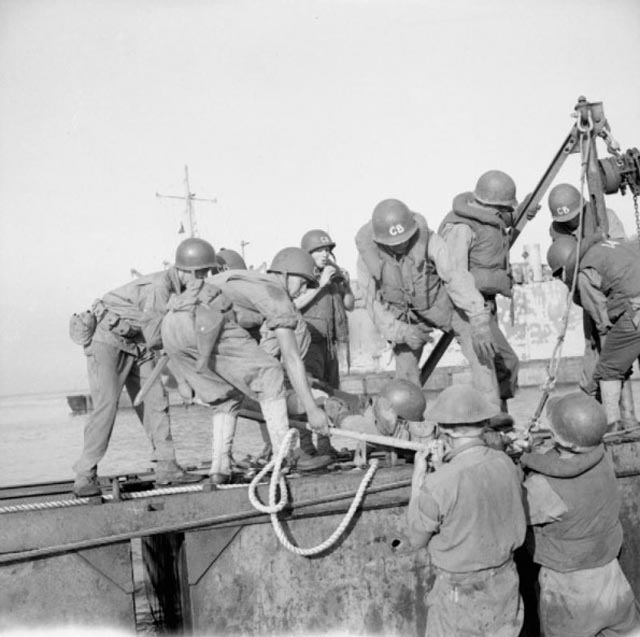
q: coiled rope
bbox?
[247,428,379,556]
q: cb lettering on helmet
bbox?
[389,224,405,236]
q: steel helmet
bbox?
[268,247,318,284]
[473,170,518,208]
[371,199,418,246]
[427,384,499,425]
[301,229,336,254]
[175,238,217,271]
[547,392,607,449]
[376,379,427,421]
[548,183,583,222]
[546,237,577,276]
[216,248,247,270]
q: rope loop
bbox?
[247,426,380,557]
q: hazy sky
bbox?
[1,0,639,396]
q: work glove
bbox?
[404,324,433,351]
[469,311,496,364]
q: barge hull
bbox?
[1,441,639,634]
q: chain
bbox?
[528,126,590,431]
[633,191,640,250]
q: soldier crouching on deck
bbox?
[162,247,330,485]
[406,384,526,636]
[355,199,500,409]
[547,234,640,431]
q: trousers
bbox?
[539,560,640,636]
[425,558,523,637]
[595,310,640,382]
[487,298,519,400]
[394,309,501,409]
[73,340,175,477]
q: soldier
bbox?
[355,198,499,407]
[163,247,330,484]
[548,183,628,242]
[522,392,640,636]
[69,238,213,497]
[215,248,247,271]
[293,229,354,460]
[439,170,520,412]
[547,183,634,415]
[406,384,526,635]
[547,235,640,430]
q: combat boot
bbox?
[315,435,341,460]
[619,381,639,428]
[155,459,204,485]
[73,472,102,498]
[297,427,318,456]
[293,449,333,472]
[600,380,623,432]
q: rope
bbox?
[0,483,218,515]
[527,124,591,431]
[633,191,640,250]
[247,429,296,514]
[247,428,380,556]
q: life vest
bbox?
[439,193,512,298]
[578,238,640,321]
[355,213,452,328]
[302,280,350,344]
[526,448,622,572]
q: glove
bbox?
[69,310,97,346]
[469,311,497,364]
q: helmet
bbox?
[546,237,577,276]
[473,170,518,208]
[216,248,247,270]
[301,229,336,253]
[268,247,317,284]
[371,199,418,246]
[175,238,217,271]
[547,392,607,449]
[427,384,499,425]
[376,379,427,422]
[548,183,583,222]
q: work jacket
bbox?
[439,193,512,298]
[577,238,640,323]
[524,447,622,572]
[208,270,310,359]
[355,213,453,328]
[93,268,182,355]
[301,279,350,344]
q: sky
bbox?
[0,0,639,396]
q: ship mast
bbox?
[156,165,217,237]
